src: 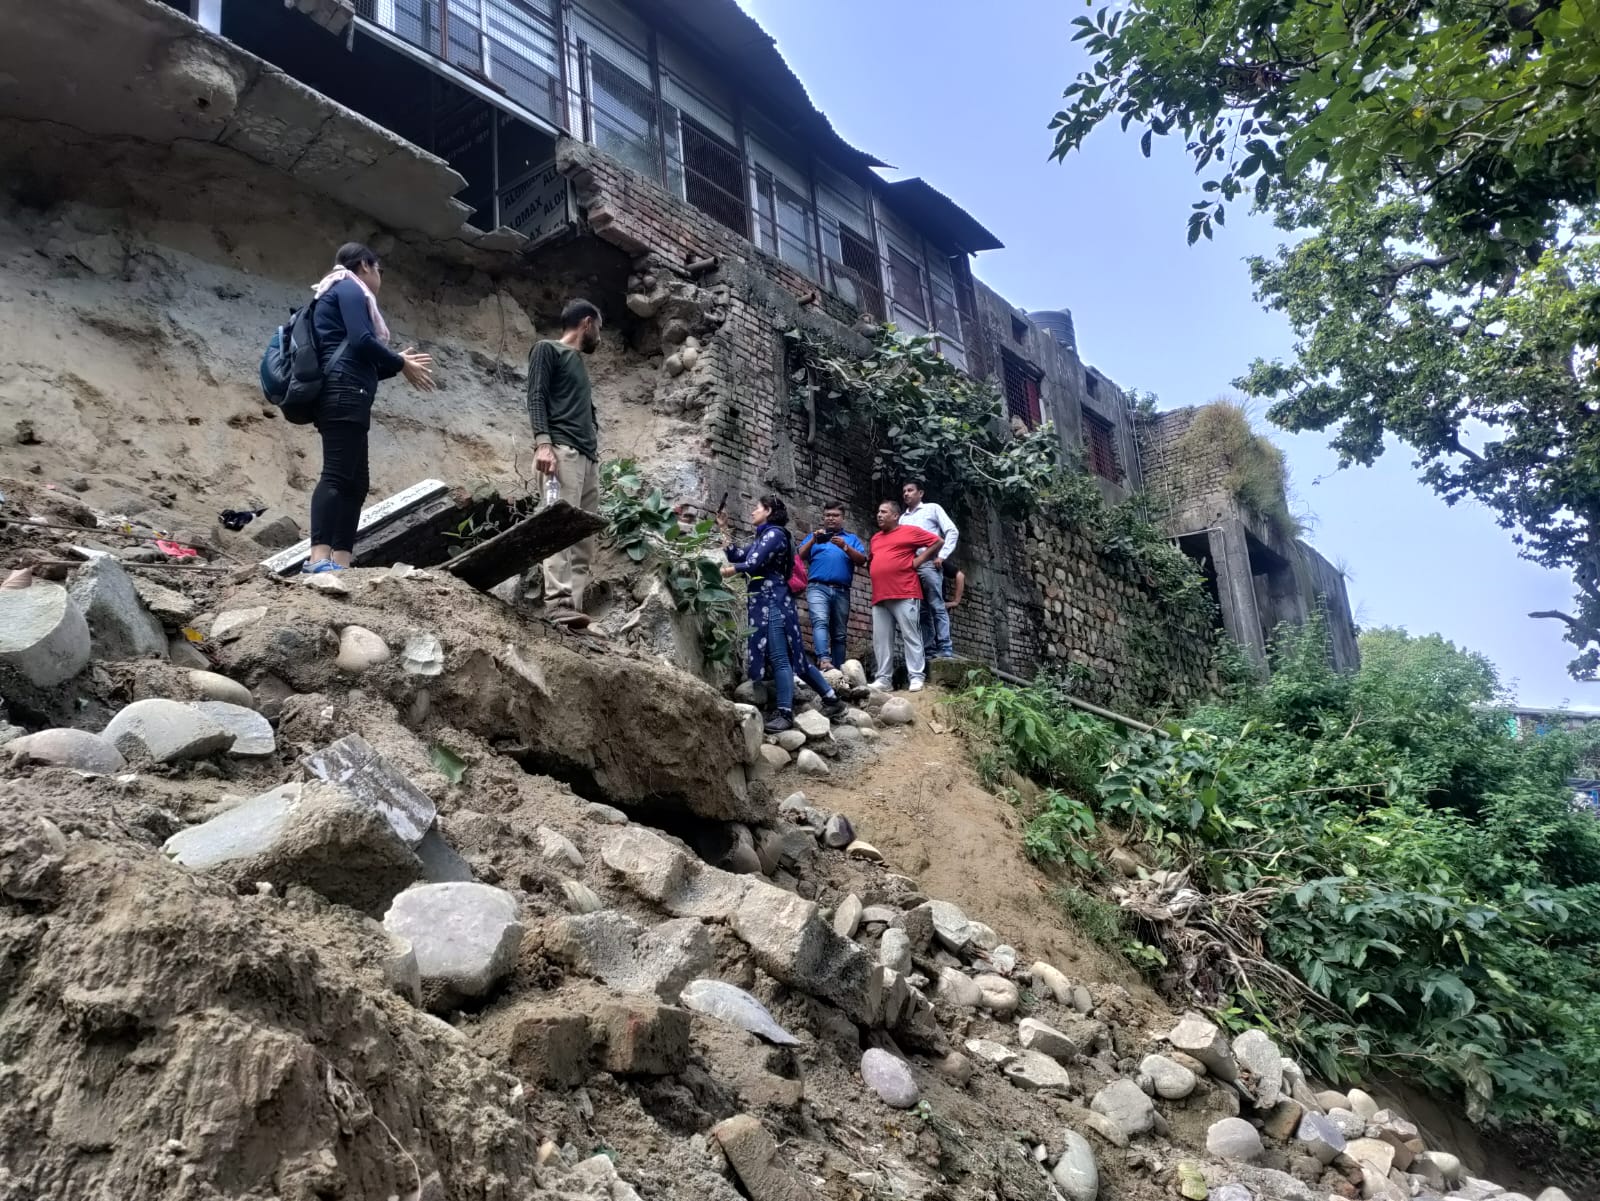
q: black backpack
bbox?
[259,295,343,424]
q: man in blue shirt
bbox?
[798,501,868,670]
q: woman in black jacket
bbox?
[303,242,434,573]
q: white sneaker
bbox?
[869,680,891,692]
[908,678,925,692]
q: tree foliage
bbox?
[1050,0,1600,676]
[965,625,1600,1169]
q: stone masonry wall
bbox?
[556,137,1213,715]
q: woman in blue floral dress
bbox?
[720,495,849,734]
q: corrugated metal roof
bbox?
[648,0,888,175]
[647,0,1003,253]
[880,177,1004,253]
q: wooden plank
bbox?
[442,500,606,592]
[261,479,456,575]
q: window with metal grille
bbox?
[827,223,884,318]
[584,50,658,179]
[1082,406,1122,481]
[751,169,818,277]
[677,115,746,235]
[1002,354,1042,428]
[888,245,927,324]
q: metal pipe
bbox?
[988,666,1154,732]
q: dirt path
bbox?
[803,685,1149,998]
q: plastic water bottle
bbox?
[544,473,560,507]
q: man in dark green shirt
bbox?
[527,299,602,627]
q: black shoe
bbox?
[820,695,847,720]
[764,711,794,734]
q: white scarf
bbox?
[312,267,391,344]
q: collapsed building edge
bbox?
[0,0,1357,715]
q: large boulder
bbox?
[67,556,167,660]
[103,698,234,763]
[0,582,90,687]
[383,883,523,1010]
[163,781,422,915]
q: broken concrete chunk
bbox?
[188,701,275,756]
[593,995,691,1076]
[67,555,167,660]
[1166,1014,1238,1081]
[710,1114,810,1201]
[964,1037,1017,1068]
[1090,1078,1156,1137]
[1004,1049,1072,1093]
[861,1048,919,1109]
[679,979,799,1046]
[336,625,391,672]
[401,632,444,676]
[1019,1019,1078,1063]
[211,606,268,641]
[927,899,972,952]
[301,733,435,846]
[602,827,881,1023]
[5,728,125,774]
[1345,1137,1396,1178]
[103,698,234,763]
[1232,1028,1284,1108]
[163,781,421,916]
[546,910,713,1001]
[132,576,199,625]
[383,883,522,1008]
[0,582,90,686]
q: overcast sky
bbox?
[737,0,1597,709]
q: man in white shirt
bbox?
[899,480,959,659]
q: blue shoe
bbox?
[302,559,345,574]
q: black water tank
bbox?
[1029,309,1077,355]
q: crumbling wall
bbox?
[558,140,1213,713]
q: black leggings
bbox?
[310,384,372,553]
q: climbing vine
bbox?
[786,324,1211,621]
[600,459,740,668]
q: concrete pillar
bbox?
[1208,522,1266,665]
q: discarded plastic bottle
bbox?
[544,474,561,507]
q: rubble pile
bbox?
[0,485,1573,1200]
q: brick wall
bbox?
[555,137,1214,716]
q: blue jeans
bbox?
[767,606,833,713]
[916,562,954,658]
[806,581,851,664]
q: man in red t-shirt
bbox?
[868,499,944,693]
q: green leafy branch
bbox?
[600,459,740,668]
[785,324,1211,622]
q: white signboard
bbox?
[500,160,573,249]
